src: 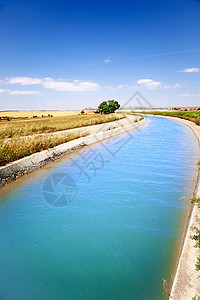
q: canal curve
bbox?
[0,116,199,300]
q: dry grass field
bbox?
[0,113,125,166]
[0,113,124,138]
[0,110,80,118]
[0,131,89,166]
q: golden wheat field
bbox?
[0,113,124,138]
[0,110,80,118]
[0,113,125,166]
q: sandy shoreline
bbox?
[153,115,200,299]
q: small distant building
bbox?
[82,107,96,114]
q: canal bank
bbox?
[160,116,200,300]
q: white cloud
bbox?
[42,78,99,92]
[104,58,111,64]
[137,79,161,89]
[181,93,200,97]
[177,67,199,73]
[164,83,182,89]
[175,83,182,87]
[118,84,128,88]
[0,89,7,94]
[0,88,40,95]
[4,76,99,92]
[8,90,41,95]
[137,79,182,90]
[6,77,43,85]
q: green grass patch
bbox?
[145,110,200,126]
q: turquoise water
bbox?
[0,116,199,300]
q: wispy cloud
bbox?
[0,89,6,94]
[4,76,99,92]
[8,91,41,95]
[130,48,200,60]
[104,58,112,64]
[104,85,113,89]
[137,79,161,90]
[42,78,99,91]
[137,79,182,90]
[0,88,41,95]
[164,83,182,88]
[6,77,43,85]
[177,67,200,73]
[180,93,200,97]
[118,84,129,88]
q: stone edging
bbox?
[149,115,200,300]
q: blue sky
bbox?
[0,0,200,110]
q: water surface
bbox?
[0,116,199,300]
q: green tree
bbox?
[98,101,110,114]
[98,100,120,114]
[108,100,120,113]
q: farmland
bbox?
[0,110,80,119]
[0,113,124,166]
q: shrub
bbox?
[196,257,200,271]
[191,197,200,208]
[191,216,200,272]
